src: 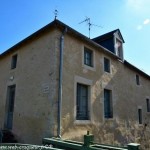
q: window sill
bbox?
[136,84,142,87]
[104,71,111,74]
[103,118,114,121]
[74,120,92,125]
[138,124,143,127]
[83,64,95,72]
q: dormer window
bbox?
[115,38,123,60]
[116,39,122,56]
[92,29,125,60]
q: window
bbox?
[138,108,142,124]
[115,38,123,59]
[11,54,18,69]
[84,47,93,67]
[146,99,150,112]
[136,74,140,85]
[104,57,110,73]
[104,89,113,118]
[7,85,16,113]
[116,39,122,56]
[76,83,89,120]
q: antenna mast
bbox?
[79,17,102,38]
[54,9,58,20]
[79,17,91,38]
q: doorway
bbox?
[4,85,16,129]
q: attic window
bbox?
[11,54,18,69]
[136,74,140,85]
[115,38,123,59]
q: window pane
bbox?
[11,54,18,69]
[116,39,123,58]
[84,48,93,67]
[8,85,16,112]
[136,75,140,85]
[104,89,113,118]
[138,109,142,124]
[104,57,110,73]
[146,99,150,112]
[76,83,89,120]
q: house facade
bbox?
[0,19,150,148]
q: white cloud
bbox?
[143,19,150,25]
[126,0,150,14]
[137,25,142,30]
[136,18,150,30]
[127,0,142,11]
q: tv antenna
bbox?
[79,17,102,38]
[54,9,58,20]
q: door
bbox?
[4,85,16,129]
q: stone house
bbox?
[0,19,150,147]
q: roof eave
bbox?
[124,60,150,80]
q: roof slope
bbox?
[0,19,119,59]
[92,29,125,43]
[0,19,149,80]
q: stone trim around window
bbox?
[101,83,115,121]
[82,46,96,71]
[114,33,124,61]
[74,76,93,124]
[103,57,111,73]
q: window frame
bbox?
[84,47,93,67]
[136,74,140,85]
[4,84,16,129]
[116,38,123,57]
[74,76,92,124]
[76,83,89,120]
[104,57,110,73]
[104,89,113,119]
[11,54,18,69]
[146,98,150,112]
[138,108,142,124]
[114,34,124,61]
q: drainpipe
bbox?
[58,27,67,138]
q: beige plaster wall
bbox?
[0,29,60,144]
[61,33,150,149]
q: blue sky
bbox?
[0,0,150,74]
